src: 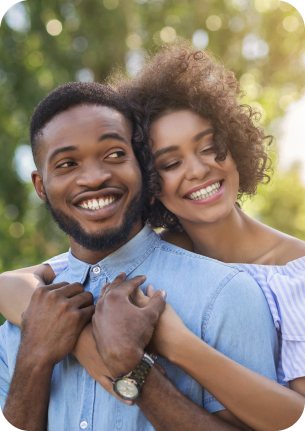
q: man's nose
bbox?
[184,155,210,181]
[75,161,112,188]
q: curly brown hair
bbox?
[110,43,273,231]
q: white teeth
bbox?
[187,182,221,201]
[78,196,118,210]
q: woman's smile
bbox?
[150,109,239,225]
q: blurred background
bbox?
[0,0,304,323]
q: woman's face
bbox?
[150,110,240,226]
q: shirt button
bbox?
[80,421,88,429]
[92,266,101,274]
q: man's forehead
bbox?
[42,104,132,142]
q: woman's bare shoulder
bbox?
[159,229,194,251]
[270,230,305,265]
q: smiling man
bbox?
[0,83,280,431]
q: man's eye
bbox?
[107,151,125,159]
[57,161,75,168]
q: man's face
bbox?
[32,104,143,258]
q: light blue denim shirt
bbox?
[0,224,279,431]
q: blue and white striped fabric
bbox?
[43,252,69,277]
[239,257,305,384]
[44,252,305,384]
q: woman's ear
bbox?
[31,170,47,202]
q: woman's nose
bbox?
[184,155,210,181]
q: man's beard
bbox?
[45,187,145,252]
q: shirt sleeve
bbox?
[43,252,69,277]
[202,270,278,414]
[0,323,10,410]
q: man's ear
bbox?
[31,170,47,202]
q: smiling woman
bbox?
[107,43,305,429]
[113,43,273,232]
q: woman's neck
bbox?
[180,205,267,264]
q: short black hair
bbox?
[30,82,135,168]
[30,81,154,222]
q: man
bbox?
[0,82,278,431]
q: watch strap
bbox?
[129,352,155,387]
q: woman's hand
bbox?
[131,285,188,360]
[72,322,133,405]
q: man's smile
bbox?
[78,194,119,210]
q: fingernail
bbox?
[160,290,167,299]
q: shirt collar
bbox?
[67,224,161,283]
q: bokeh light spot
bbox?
[46,20,63,36]
[192,30,209,49]
[206,15,222,31]
[160,26,176,42]
[9,223,24,239]
[103,0,119,10]
[283,16,300,32]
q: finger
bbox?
[117,275,146,297]
[47,281,70,291]
[146,284,155,298]
[69,291,94,309]
[144,290,166,323]
[97,282,110,302]
[49,282,84,298]
[99,273,127,299]
[79,304,95,323]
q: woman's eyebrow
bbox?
[193,129,214,142]
[154,145,179,160]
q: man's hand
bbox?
[21,281,95,366]
[92,273,166,378]
[3,281,95,431]
[72,323,133,405]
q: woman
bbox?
[1,44,305,430]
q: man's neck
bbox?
[68,219,143,265]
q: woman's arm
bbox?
[140,286,305,431]
[0,264,55,326]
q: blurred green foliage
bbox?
[0,0,305,325]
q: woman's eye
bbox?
[107,151,125,159]
[163,161,181,171]
[200,146,216,154]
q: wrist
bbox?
[165,327,194,364]
[18,341,57,371]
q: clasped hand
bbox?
[92,273,167,379]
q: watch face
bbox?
[114,379,139,401]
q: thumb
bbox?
[145,290,167,322]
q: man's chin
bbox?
[45,188,145,253]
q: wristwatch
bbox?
[113,352,156,401]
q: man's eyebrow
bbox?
[154,146,179,160]
[98,133,128,144]
[193,129,214,142]
[48,146,78,164]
